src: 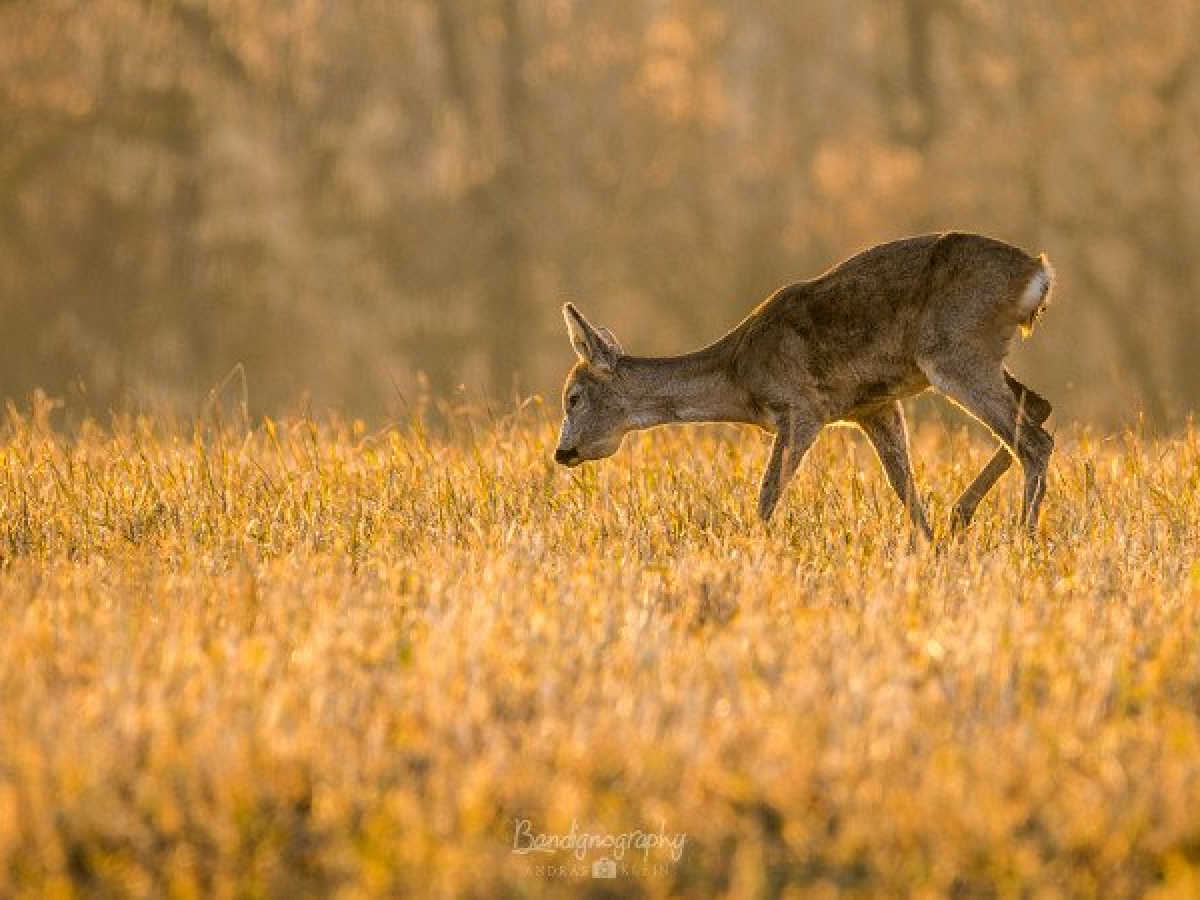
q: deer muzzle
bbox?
[554,445,581,466]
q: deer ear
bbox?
[563,303,618,372]
[596,327,623,356]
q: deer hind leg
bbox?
[855,402,933,542]
[757,416,821,523]
[923,363,1054,535]
[950,372,1053,530]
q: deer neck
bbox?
[619,343,753,429]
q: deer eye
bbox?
[567,392,581,411]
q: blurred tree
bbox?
[1,0,1198,425]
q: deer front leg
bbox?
[757,431,789,522]
[855,402,933,542]
[757,417,820,523]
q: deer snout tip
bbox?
[554,446,580,466]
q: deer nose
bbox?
[555,446,578,466]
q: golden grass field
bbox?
[2,396,1200,898]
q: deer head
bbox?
[554,303,630,466]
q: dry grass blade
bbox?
[1,411,1199,897]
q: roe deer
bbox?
[554,232,1056,538]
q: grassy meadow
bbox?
[2,396,1200,898]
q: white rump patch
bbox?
[1018,259,1055,320]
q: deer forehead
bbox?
[565,364,621,396]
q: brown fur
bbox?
[556,232,1057,537]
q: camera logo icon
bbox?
[591,858,618,879]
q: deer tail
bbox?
[1018,254,1055,337]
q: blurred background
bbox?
[2,1,1198,427]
